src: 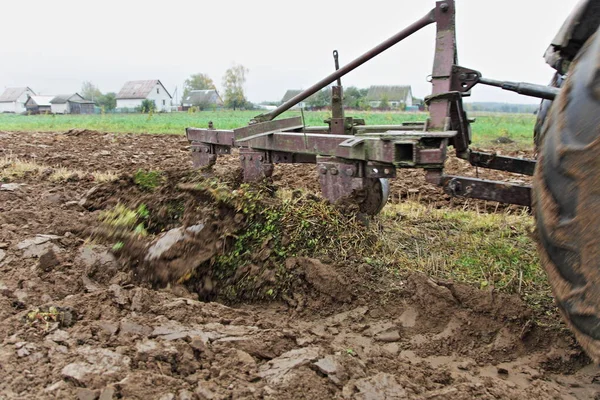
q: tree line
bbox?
[80,63,251,112]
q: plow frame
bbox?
[186,0,539,210]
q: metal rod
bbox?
[478,77,560,100]
[253,9,437,122]
[333,50,342,86]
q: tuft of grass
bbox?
[134,169,164,191]
[377,202,550,307]
[99,203,149,237]
[0,155,119,183]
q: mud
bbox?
[0,130,598,399]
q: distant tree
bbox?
[222,64,249,110]
[140,99,156,113]
[97,92,117,111]
[343,86,367,109]
[183,73,216,101]
[81,81,102,102]
[378,95,389,110]
[306,87,330,109]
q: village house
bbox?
[182,89,223,110]
[25,95,54,114]
[116,80,172,112]
[280,89,306,109]
[365,85,413,109]
[0,87,36,113]
[50,93,95,114]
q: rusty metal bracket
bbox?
[469,151,536,176]
[234,117,303,141]
[450,65,481,92]
[441,175,531,206]
[190,143,217,168]
[239,149,274,182]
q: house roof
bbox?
[365,85,412,102]
[26,95,55,107]
[182,89,223,105]
[50,93,93,104]
[281,89,303,103]
[116,80,172,99]
[0,87,35,102]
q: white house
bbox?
[0,87,36,113]
[50,93,95,114]
[116,80,172,112]
[365,85,413,109]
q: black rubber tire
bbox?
[533,30,600,362]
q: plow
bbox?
[186,0,600,362]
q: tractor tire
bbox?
[533,30,600,362]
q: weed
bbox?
[134,169,164,191]
[99,203,149,237]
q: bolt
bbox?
[440,2,449,11]
[384,168,391,175]
[319,167,328,175]
[240,156,245,161]
[345,168,354,176]
[330,168,339,176]
[258,156,263,161]
[204,148,210,153]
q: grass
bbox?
[0,155,119,183]
[378,202,549,306]
[183,179,549,307]
[0,110,536,148]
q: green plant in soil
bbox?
[133,169,165,191]
[191,179,374,302]
[99,203,149,238]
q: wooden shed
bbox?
[50,93,95,114]
[25,95,54,114]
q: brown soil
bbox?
[0,130,598,400]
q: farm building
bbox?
[50,93,95,114]
[116,80,172,112]
[280,89,306,109]
[0,87,36,113]
[25,95,54,114]
[366,85,413,109]
[182,89,223,110]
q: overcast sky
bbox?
[0,0,580,104]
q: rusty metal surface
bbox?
[450,66,480,92]
[428,0,457,131]
[316,157,388,214]
[330,86,346,134]
[234,117,303,141]
[252,9,436,122]
[239,149,273,182]
[190,143,217,168]
[441,175,531,206]
[469,151,536,176]
[239,131,451,168]
[186,128,235,146]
